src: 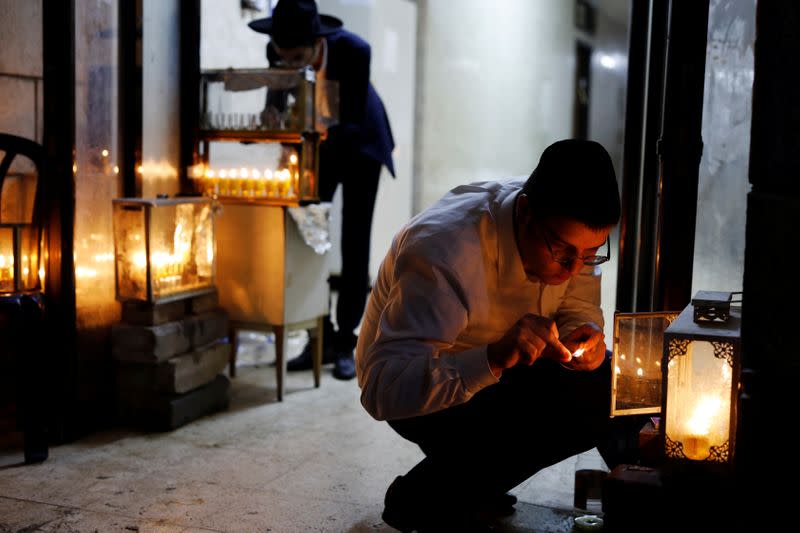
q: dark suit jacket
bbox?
[268,29,395,177]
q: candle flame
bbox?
[636,367,643,377]
[686,395,723,436]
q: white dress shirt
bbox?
[356,177,604,421]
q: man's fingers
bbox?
[532,324,571,361]
[553,341,573,362]
[520,336,545,365]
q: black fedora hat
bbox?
[248,0,343,48]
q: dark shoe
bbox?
[286,339,334,372]
[382,476,499,532]
[382,476,433,532]
[485,492,516,517]
[332,351,356,380]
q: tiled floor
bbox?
[0,333,607,532]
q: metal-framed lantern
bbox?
[1,134,43,295]
[0,133,48,464]
[611,311,679,417]
[112,196,216,303]
[662,291,742,465]
[192,67,339,206]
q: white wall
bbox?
[588,6,630,339]
[415,0,575,212]
[317,0,416,282]
[691,0,755,296]
[141,0,182,197]
[201,1,269,68]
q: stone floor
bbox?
[0,332,607,532]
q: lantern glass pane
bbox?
[199,68,338,135]
[611,312,676,416]
[0,225,40,293]
[113,204,148,301]
[297,136,317,200]
[113,198,215,303]
[666,340,733,461]
[0,227,14,292]
[0,170,37,224]
[18,224,39,291]
[194,140,318,205]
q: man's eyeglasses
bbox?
[540,225,610,267]
[271,44,318,68]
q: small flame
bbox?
[572,347,585,358]
[686,395,723,436]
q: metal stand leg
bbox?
[228,327,238,378]
[313,315,324,388]
[274,325,286,401]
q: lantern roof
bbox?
[665,303,741,340]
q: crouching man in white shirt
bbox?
[357,139,642,531]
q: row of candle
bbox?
[614,352,670,380]
[131,250,188,293]
[190,158,302,200]
[194,168,297,199]
[128,247,216,295]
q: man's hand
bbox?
[487,314,572,377]
[560,323,606,371]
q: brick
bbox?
[121,299,187,326]
[116,374,230,431]
[111,320,191,363]
[117,341,230,394]
[185,309,229,349]
[190,289,219,314]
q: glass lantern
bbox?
[1,152,42,294]
[193,67,338,206]
[112,197,216,303]
[611,311,679,417]
[662,291,741,465]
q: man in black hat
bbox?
[356,140,644,529]
[249,0,395,381]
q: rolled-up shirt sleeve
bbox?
[554,265,604,335]
[359,254,498,421]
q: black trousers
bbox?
[388,354,647,503]
[318,144,382,353]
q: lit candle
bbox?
[266,169,277,197]
[683,395,722,460]
[219,169,230,196]
[276,169,291,198]
[205,169,218,196]
[245,168,259,197]
[256,169,269,197]
[0,254,14,290]
[230,168,241,197]
[289,153,299,195]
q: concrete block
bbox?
[117,341,230,394]
[0,77,37,144]
[185,309,229,349]
[0,2,43,78]
[111,320,191,363]
[116,374,230,431]
[121,299,187,326]
[190,289,219,314]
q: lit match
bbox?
[572,347,585,358]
